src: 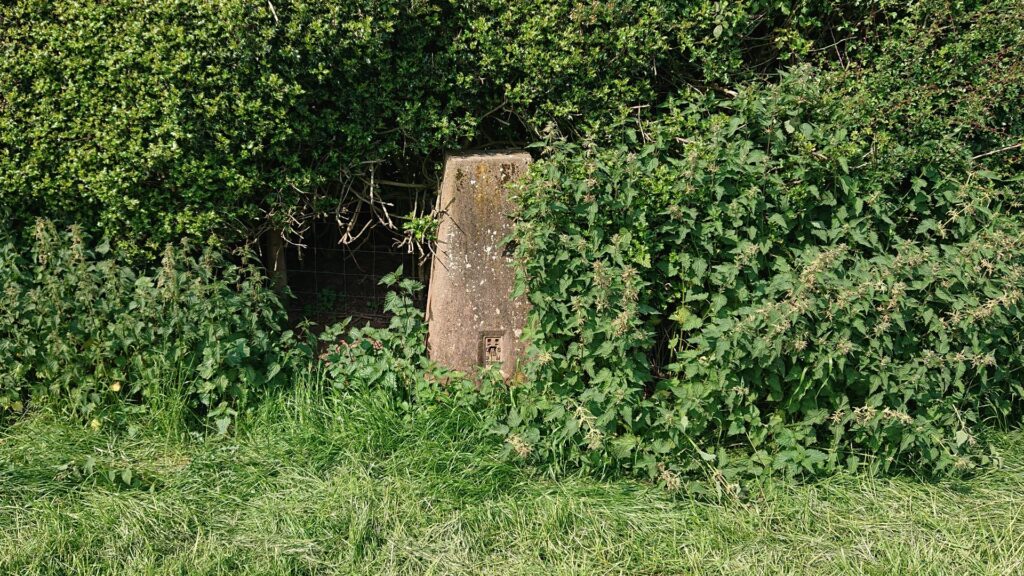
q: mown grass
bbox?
[2,384,1023,575]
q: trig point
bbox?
[426,151,531,378]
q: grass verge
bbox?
[2,386,1023,575]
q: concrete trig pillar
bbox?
[426,151,531,378]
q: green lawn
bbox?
[2,388,1023,575]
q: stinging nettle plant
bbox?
[497,45,1024,489]
[0,220,303,432]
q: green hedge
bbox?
[501,0,1024,484]
[1,0,910,258]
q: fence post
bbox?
[264,227,288,296]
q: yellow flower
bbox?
[110,382,121,393]
[90,418,102,431]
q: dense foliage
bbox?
[0,221,301,430]
[320,269,450,407]
[1,0,914,257]
[502,0,1024,485]
[1,0,1022,489]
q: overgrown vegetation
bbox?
[3,0,1023,486]
[1,2,1023,569]
[0,221,300,429]
[501,1,1023,484]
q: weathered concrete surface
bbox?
[426,151,531,378]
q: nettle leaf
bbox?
[215,416,231,435]
[609,434,638,459]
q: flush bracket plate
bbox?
[478,330,505,365]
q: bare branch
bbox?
[973,142,1022,160]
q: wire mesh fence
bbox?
[285,219,428,328]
